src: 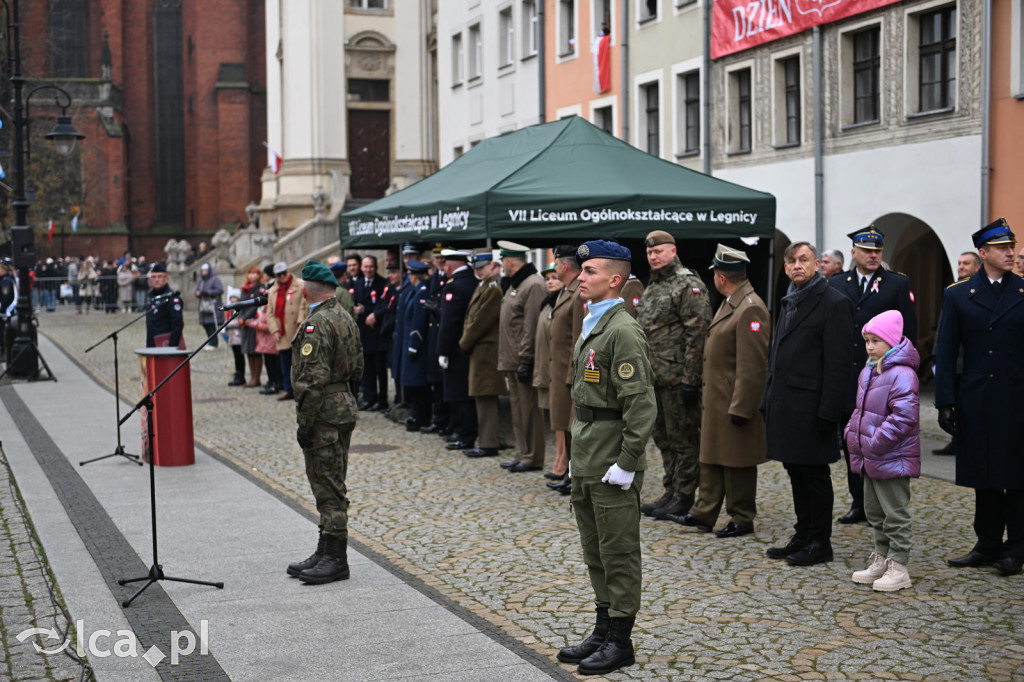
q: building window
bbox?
[773,55,800,145]
[594,105,614,134]
[347,0,387,8]
[49,0,87,77]
[918,7,957,111]
[347,79,389,102]
[728,67,752,153]
[454,145,464,159]
[640,0,658,21]
[499,7,515,67]
[522,0,538,57]
[559,0,576,57]
[852,27,880,124]
[644,82,660,155]
[676,71,700,155]
[452,33,464,85]
[469,23,482,79]
[594,0,613,35]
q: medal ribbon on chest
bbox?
[584,348,600,383]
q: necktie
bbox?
[861,277,869,295]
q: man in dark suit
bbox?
[830,226,918,524]
[352,255,388,410]
[936,219,1024,577]
[761,242,854,566]
[437,249,479,450]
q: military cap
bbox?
[401,242,419,255]
[273,261,289,275]
[576,240,631,265]
[406,258,430,274]
[542,261,557,273]
[440,248,470,262]
[386,263,400,271]
[431,243,448,256]
[553,244,577,259]
[645,230,675,248]
[497,240,530,258]
[848,225,885,251]
[471,252,494,268]
[709,243,750,271]
[301,260,339,287]
[329,261,347,273]
[150,263,167,273]
[972,218,1016,248]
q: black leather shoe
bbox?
[993,556,1024,576]
[767,534,807,560]
[547,478,571,491]
[357,398,373,411]
[508,462,542,472]
[838,507,867,524]
[464,447,499,457]
[785,539,833,566]
[446,440,473,450]
[557,482,573,496]
[443,433,461,443]
[640,492,672,517]
[419,423,443,434]
[406,421,428,432]
[947,550,997,568]
[715,522,754,538]
[438,426,456,436]
[260,385,280,395]
[652,498,692,520]
[932,442,957,456]
[665,512,711,532]
[544,472,567,481]
[228,377,245,386]
[500,461,518,469]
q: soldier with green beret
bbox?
[287,260,364,585]
[557,240,656,676]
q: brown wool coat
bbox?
[498,270,546,372]
[547,278,585,430]
[699,279,770,468]
[266,276,307,350]
[459,274,508,397]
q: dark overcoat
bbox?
[830,266,918,410]
[399,281,431,388]
[425,270,446,383]
[389,283,414,383]
[934,270,1024,489]
[761,276,854,464]
[438,267,478,402]
[352,273,388,352]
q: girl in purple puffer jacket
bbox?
[844,309,920,592]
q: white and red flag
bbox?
[592,33,611,94]
[263,141,282,174]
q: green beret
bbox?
[301,260,339,287]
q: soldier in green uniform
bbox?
[286,260,364,585]
[557,241,656,676]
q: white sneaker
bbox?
[873,559,912,592]
[852,552,887,584]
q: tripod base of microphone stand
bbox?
[80,444,144,466]
[118,564,224,608]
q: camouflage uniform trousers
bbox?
[651,385,701,504]
[303,423,355,539]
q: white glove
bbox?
[568,460,572,478]
[601,463,634,490]
[438,355,449,369]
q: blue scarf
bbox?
[582,298,623,340]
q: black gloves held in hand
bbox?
[296,425,314,450]
[517,363,532,384]
[730,414,750,427]
[680,383,701,406]
[938,406,957,436]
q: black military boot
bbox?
[286,529,324,577]
[577,616,636,675]
[299,535,350,584]
[557,607,609,664]
[640,492,672,517]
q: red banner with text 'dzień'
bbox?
[712,0,901,59]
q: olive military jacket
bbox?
[292,297,364,450]
[459,273,508,397]
[570,302,657,477]
[497,264,546,372]
[635,257,712,388]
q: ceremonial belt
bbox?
[324,382,348,394]
[574,405,623,422]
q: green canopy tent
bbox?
[339,116,775,248]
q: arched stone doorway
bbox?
[873,213,953,380]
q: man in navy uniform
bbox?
[830,226,917,524]
[145,263,184,348]
[437,249,479,450]
[936,219,1024,577]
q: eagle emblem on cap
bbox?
[578,244,590,259]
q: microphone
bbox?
[220,295,268,311]
[148,290,180,304]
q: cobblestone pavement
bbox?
[0,444,91,681]
[28,306,1024,680]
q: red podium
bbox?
[135,348,195,466]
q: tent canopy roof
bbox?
[340,116,775,248]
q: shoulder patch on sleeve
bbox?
[617,360,637,381]
[300,342,313,357]
[749,320,762,332]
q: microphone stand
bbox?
[115,312,236,607]
[79,309,149,467]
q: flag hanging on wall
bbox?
[70,211,80,234]
[47,220,55,242]
[592,32,611,94]
[263,141,282,175]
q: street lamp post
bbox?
[3,0,85,378]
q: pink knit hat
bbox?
[862,309,904,347]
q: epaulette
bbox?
[487,281,499,288]
[945,278,970,290]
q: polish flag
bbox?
[47,219,55,242]
[263,141,282,174]
[592,32,611,94]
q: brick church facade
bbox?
[13,0,266,262]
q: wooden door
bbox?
[348,109,390,199]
